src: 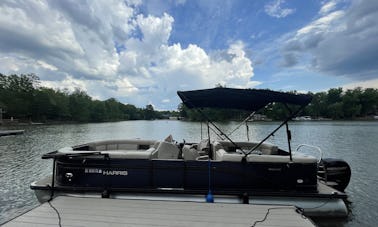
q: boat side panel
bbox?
[56,158,152,188]
[152,160,185,188]
[55,158,318,191]
[184,161,209,189]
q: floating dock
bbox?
[3,196,315,227]
[0,130,24,137]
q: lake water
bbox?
[0,120,377,226]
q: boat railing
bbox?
[295,144,323,164]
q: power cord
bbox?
[47,199,62,227]
[250,206,307,227]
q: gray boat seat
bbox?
[182,145,209,161]
[102,148,155,159]
[215,148,244,162]
[247,153,317,163]
[152,141,180,159]
[213,141,278,156]
[215,150,317,163]
[182,145,200,160]
[213,141,317,163]
[88,139,157,151]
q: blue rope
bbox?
[206,158,214,203]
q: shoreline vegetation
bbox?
[1,73,378,125]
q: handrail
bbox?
[295,144,323,164]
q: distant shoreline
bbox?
[1,115,377,127]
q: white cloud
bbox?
[342,78,378,90]
[37,60,58,71]
[0,1,256,110]
[40,76,88,93]
[264,0,295,18]
[296,11,344,36]
[319,1,338,15]
[280,0,378,81]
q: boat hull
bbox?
[54,157,318,192]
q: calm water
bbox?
[0,120,377,226]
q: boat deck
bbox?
[3,196,315,227]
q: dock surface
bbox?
[3,196,314,227]
[0,130,24,137]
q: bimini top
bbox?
[177,87,312,111]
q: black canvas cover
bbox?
[177,88,312,111]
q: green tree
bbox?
[90,100,106,122]
[143,104,156,120]
[306,92,327,118]
[104,98,123,121]
[342,89,361,119]
[359,88,378,116]
[326,88,343,105]
[69,89,92,122]
[0,73,39,119]
[328,102,344,119]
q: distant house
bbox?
[293,116,312,121]
[169,116,184,120]
[251,114,272,121]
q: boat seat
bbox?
[213,141,278,156]
[247,153,317,163]
[215,151,317,163]
[88,139,157,151]
[247,154,290,163]
[197,139,210,152]
[101,148,155,159]
[182,144,209,161]
[152,141,180,159]
[215,149,244,162]
[291,153,318,163]
[182,145,200,160]
[214,143,317,163]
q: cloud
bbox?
[342,78,378,90]
[280,53,298,67]
[0,1,256,110]
[319,0,338,15]
[264,0,295,18]
[280,0,378,81]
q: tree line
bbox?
[179,88,378,121]
[1,73,377,123]
[0,73,176,123]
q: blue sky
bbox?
[0,0,377,110]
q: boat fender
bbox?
[206,191,214,203]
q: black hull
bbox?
[54,156,318,193]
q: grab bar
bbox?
[295,144,323,164]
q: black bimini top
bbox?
[177,87,312,111]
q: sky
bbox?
[0,0,377,110]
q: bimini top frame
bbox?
[177,87,313,161]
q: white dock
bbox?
[2,196,315,227]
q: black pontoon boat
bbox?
[31,88,351,218]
